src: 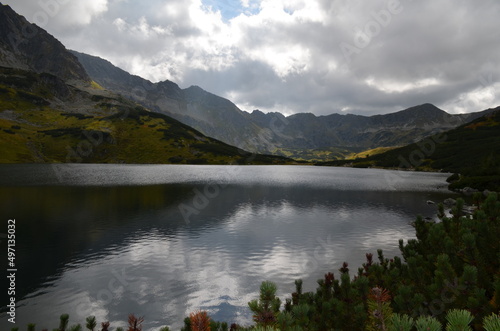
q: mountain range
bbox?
[0,2,498,171]
[71,50,493,160]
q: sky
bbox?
[4,0,500,116]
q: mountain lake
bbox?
[0,164,456,330]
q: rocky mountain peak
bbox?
[0,3,90,83]
[398,103,447,116]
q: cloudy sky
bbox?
[4,0,500,115]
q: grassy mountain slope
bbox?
[272,147,359,162]
[346,146,398,159]
[319,107,500,190]
[0,66,292,165]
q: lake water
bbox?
[0,164,454,330]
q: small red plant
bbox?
[366,253,374,265]
[370,286,391,303]
[324,272,335,286]
[189,310,211,331]
[127,314,144,331]
[339,261,349,274]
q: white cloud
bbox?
[112,16,172,39]
[112,17,126,31]
[365,77,441,94]
[249,44,311,79]
[444,82,500,114]
[57,0,108,26]
[6,0,108,29]
[240,0,250,8]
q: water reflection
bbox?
[0,165,454,330]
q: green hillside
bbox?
[272,146,358,162]
[346,146,398,159]
[0,66,292,165]
[318,108,500,191]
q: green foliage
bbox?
[248,281,281,327]
[59,314,70,331]
[181,316,192,331]
[366,287,393,331]
[85,316,96,331]
[159,126,196,141]
[274,146,355,162]
[191,142,242,157]
[415,316,442,331]
[388,314,414,331]
[483,313,500,331]
[445,309,473,331]
[209,320,228,331]
[277,311,294,330]
[446,173,460,183]
[448,175,500,192]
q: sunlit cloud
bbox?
[364,77,441,93]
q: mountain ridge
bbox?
[71,50,494,159]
